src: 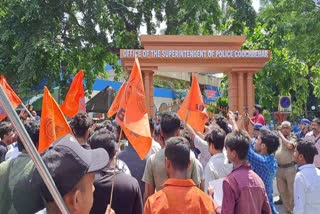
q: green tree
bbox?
[0,0,141,96]
[244,0,320,117]
[0,0,259,98]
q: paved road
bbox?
[275,204,285,213]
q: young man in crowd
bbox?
[204,126,232,192]
[142,112,200,201]
[0,120,44,214]
[89,129,143,214]
[275,121,297,214]
[220,130,271,214]
[297,118,310,139]
[69,112,93,146]
[293,141,320,213]
[247,104,265,126]
[33,134,114,214]
[305,118,320,168]
[144,137,215,214]
[0,121,15,163]
[186,114,232,169]
[247,127,280,214]
[252,123,263,143]
[146,118,161,156]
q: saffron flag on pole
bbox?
[0,76,23,121]
[177,75,209,133]
[115,58,152,160]
[39,87,72,153]
[107,81,126,118]
[61,70,86,118]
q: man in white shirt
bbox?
[304,118,320,167]
[293,141,320,214]
[204,125,232,192]
[186,124,211,168]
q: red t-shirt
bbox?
[252,113,265,125]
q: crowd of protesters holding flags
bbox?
[1,58,320,214]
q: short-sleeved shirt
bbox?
[204,153,232,191]
[252,114,265,125]
[222,164,271,214]
[91,168,143,214]
[194,135,211,168]
[144,179,215,214]
[118,143,147,195]
[294,164,320,214]
[275,135,296,165]
[142,149,200,191]
[248,144,278,214]
[0,153,44,214]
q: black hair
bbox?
[95,120,115,133]
[312,118,320,126]
[255,105,263,113]
[259,128,280,154]
[214,114,232,134]
[17,120,40,151]
[165,137,190,171]
[205,125,226,151]
[69,113,93,138]
[180,129,192,146]
[149,118,155,132]
[297,141,318,164]
[89,129,116,160]
[103,120,115,133]
[225,130,250,160]
[160,112,181,138]
[0,121,13,139]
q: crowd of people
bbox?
[0,104,320,214]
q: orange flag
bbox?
[39,87,72,153]
[177,75,209,133]
[115,58,152,160]
[107,81,126,118]
[0,76,23,121]
[61,70,86,118]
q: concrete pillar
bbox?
[142,70,154,118]
[228,72,238,111]
[247,72,254,118]
[238,72,244,116]
[247,72,254,134]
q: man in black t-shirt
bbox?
[0,122,15,163]
[89,129,143,214]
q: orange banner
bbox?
[39,87,72,153]
[0,76,23,121]
[61,70,86,118]
[107,81,126,118]
[178,75,209,133]
[115,58,152,159]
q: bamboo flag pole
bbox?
[183,73,194,134]
[21,103,34,119]
[0,86,69,214]
[109,128,123,208]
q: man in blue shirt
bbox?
[248,127,280,214]
[296,118,311,139]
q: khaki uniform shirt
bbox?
[275,134,297,165]
[142,149,200,191]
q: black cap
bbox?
[254,104,263,112]
[33,134,109,202]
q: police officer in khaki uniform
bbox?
[275,121,297,214]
